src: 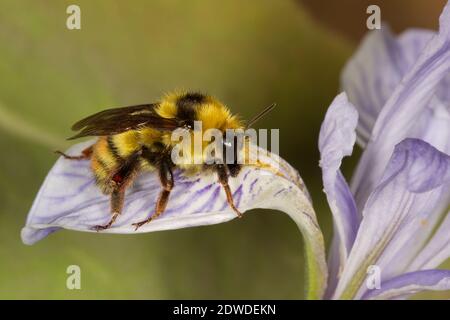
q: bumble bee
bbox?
[57,92,274,231]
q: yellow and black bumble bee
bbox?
[57,92,274,231]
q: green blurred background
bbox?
[0,0,447,299]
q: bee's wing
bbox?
[68,103,180,140]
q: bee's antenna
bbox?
[245,103,276,129]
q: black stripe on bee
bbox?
[176,92,206,122]
[107,136,123,161]
[96,157,110,173]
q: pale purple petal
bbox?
[362,270,450,300]
[408,210,450,271]
[325,232,343,299]
[333,139,450,299]
[350,3,450,211]
[21,139,328,298]
[341,26,434,147]
[377,186,450,280]
[318,93,359,295]
[22,140,306,242]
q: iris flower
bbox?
[321,1,450,299]
[22,1,449,300]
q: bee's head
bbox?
[162,92,273,173]
[184,92,244,167]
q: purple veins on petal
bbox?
[195,186,222,213]
[249,178,259,194]
[273,188,287,197]
[219,185,243,211]
[362,269,450,300]
[345,2,450,212]
[22,140,312,246]
[333,138,450,299]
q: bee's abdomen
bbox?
[90,137,123,194]
[90,131,160,193]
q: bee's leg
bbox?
[91,188,125,231]
[216,164,242,218]
[132,158,173,231]
[92,153,140,231]
[55,146,93,160]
